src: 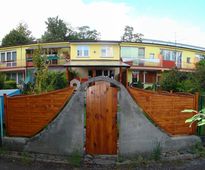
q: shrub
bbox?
[3,80,17,89]
[0,73,5,89]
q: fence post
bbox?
[195,92,199,111]
[3,94,8,136]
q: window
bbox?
[101,46,113,57]
[0,51,17,67]
[160,49,181,61]
[196,54,205,61]
[77,46,89,57]
[138,48,145,58]
[187,57,191,63]
[0,52,5,62]
[149,53,155,59]
[6,51,17,67]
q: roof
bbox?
[64,60,130,67]
[0,39,205,52]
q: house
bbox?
[0,39,205,87]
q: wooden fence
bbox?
[4,87,74,137]
[127,87,198,135]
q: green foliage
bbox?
[131,80,144,89]
[190,142,205,157]
[67,152,82,167]
[0,73,5,89]
[32,46,49,94]
[44,71,68,91]
[151,142,162,161]
[160,68,197,93]
[195,60,205,93]
[3,80,17,89]
[184,109,205,127]
[41,16,100,42]
[121,25,144,42]
[76,26,100,40]
[42,16,70,42]
[2,22,34,46]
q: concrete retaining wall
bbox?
[3,76,200,157]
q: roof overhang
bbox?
[64,60,130,67]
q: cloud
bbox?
[0,0,204,47]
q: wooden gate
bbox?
[86,81,117,154]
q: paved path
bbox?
[1,156,205,170]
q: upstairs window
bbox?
[0,52,5,62]
[160,49,181,61]
[77,46,89,57]
[149,53,155,59]
[101,46,113,57]
[138,48,145,58]
[187,57,191,63]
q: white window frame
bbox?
[149,53,155,59]
[77,46,89,58]
[101,46,113,58]
[0,51,17,67]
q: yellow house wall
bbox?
[182,50,197,69]
[127,69,132,84]
[121,42,205,69]
[70,43,120,60]
[0,46,26,68]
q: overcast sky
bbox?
[0,0,205,47]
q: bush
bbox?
[160,68,197,93]
[0,73,5,89]
[131,81,144,89]
[3,80,17,89]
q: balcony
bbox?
[162,60,176,68]
[124,58,178,70]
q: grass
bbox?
[0,146,8,156]
[20,152,32,165]
[190,142,205,157]
[151,142,162,161]
[67,152,82,167]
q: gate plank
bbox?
[86,82,117,154]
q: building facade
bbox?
[0,39,205,88]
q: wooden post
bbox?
[92,69,96,77]
[3,94,8,136]
[119,67,122,83]
[66,67,70,82]
[195,92,199,111]
[126,68,128,88]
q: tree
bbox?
[160,68,197,93]
[195,60,205,92]
[76,26,100,40]
[2,22,34,46]
[41,16,70,42]
[121,25,143,42]
[32,46,49,94]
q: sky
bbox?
[0,0,205,47]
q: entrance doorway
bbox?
[85,81,118,154]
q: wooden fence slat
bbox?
[127,87,197,136]
[5,87,74,137]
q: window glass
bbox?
[0,53,5,62]
[121,47,138,61]
[7,52,11,61]
[101,46,113,57]
[77,46,89,57]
